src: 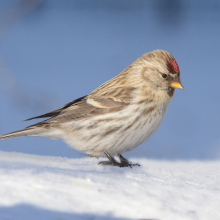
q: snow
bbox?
[0,151,219,220]
[0,1,220,160]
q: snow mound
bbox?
[0,151,219,220]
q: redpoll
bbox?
[0,50,183,167]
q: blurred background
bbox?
[0,0,219,160]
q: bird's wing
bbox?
[47,97,128,123]
[26,86,135,128]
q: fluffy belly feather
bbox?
[56,103,167,156]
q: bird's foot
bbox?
[118,154,140,167]
[98,151,140,168]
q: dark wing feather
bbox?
[24,95,87,121]
[28,96,129,128]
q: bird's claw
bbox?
[98,151,140,168]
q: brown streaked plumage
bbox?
[0,50,183,168]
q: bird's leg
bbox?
[98,151,140,168]
[118,154,141,167]
[99,151,131,168]
[118,154,129,163]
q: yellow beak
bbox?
[170,80,184,90]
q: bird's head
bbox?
[137,50,183,97]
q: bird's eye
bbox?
[162,74,167,78]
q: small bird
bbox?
[0,50,183,167]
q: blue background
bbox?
[0,0,219,160]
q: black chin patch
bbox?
[168,87,175,97]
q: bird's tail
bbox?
[0,128,41,140]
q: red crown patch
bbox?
[167,59,180,74]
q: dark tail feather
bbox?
[0,128,40,140]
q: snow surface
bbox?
[1,1,220,160]
[0,151,220,220]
